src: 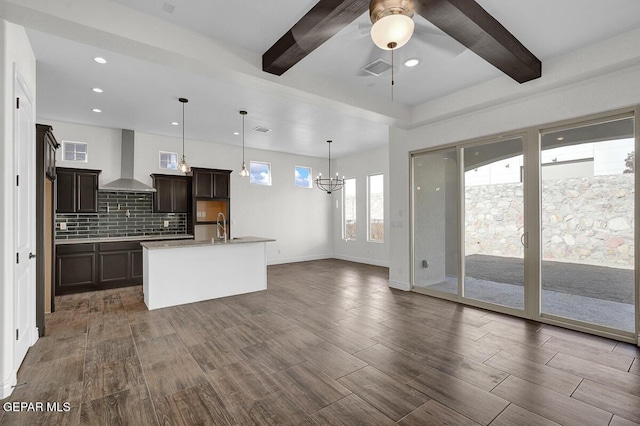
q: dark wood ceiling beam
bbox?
[262,0,370,76]
[414,0,541,83]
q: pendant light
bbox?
[314,140,344,194]
[177,97,191,173]
[238,110,249,177]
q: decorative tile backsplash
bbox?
[55,191,187,240]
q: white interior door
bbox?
[14,68,36,371]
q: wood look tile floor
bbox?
[2,259,640,425]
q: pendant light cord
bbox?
[388,41,397,102]
[328,141,331,179]
[182,101,185,155]
[242,113,245,163]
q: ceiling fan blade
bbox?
[412,23,466,57]
[262,0,370,75]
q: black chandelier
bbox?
[314,140,344,194]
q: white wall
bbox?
[388,27,640,291]
[52,121,121,185]
[332,145,390,267]
[1,20,37,398]
[40,121,334,264]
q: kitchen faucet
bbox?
[216,212,227,243]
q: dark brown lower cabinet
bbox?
[56,244,97,293]
[55,241,144,294]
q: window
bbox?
[368,174,384,242]
[159,151,178,170]
[343,178,356,240]
[250,161,272,186]
[294,166,312,188]
[62,141,88,162]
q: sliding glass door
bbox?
[411,110,638,341]
[412,148,459,296]
[462,137,525,310]
[540,116,635,333]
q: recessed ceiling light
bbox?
[404,58,420,67]
[556,136,565,141]
[233,132,239,136]
[92,108,102,113]
[92,87,103,93]
[171,122,179,126]
[94,57,107,64]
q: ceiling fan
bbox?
[262,0,541,85]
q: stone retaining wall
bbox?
[464,174,634,268]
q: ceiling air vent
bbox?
[361,58,392,77]
[252,126,272,134]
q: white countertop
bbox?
[55,234,194,245]
[140,236,275,250]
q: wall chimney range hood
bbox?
[100,129,156,192]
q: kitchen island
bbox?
[140,236,275,310]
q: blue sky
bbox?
[295,166,312,188]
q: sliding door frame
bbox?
[409,106,639,344]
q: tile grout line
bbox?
[128,319,162,426]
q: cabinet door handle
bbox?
[29,252,36,259]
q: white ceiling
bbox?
[23,0,640,157]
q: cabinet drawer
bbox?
[98,241,141,252]
[56,243,96,254]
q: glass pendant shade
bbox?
[177,156,190,173]
[239,163,249,177]
[371,14,415,50]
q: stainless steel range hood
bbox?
[101,129,156,192]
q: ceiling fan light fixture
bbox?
[371,13,414,50]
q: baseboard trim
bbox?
[332,254,389,268]
[389,280,410,291]
[267,254,332,266]
[1,371,16,399]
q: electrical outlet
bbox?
[59,222,67,230]
[163,221,169,228]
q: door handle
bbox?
[29,252,36,259]
[520,232,528,248]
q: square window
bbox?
[62,141,89,163]
[294,166,313,188]
[250,161,272,186]
[159,151,178,170]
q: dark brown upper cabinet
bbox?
[191,167,231,199]
[55,167,101,213]
[37,124,59,180]
[151,174,191,213]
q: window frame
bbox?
[62,140,88,163]
[294,166,313,188]
[249,161,272,186]
[367,173,384,243]
[159,151,178,170]
[342,177,357,240]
